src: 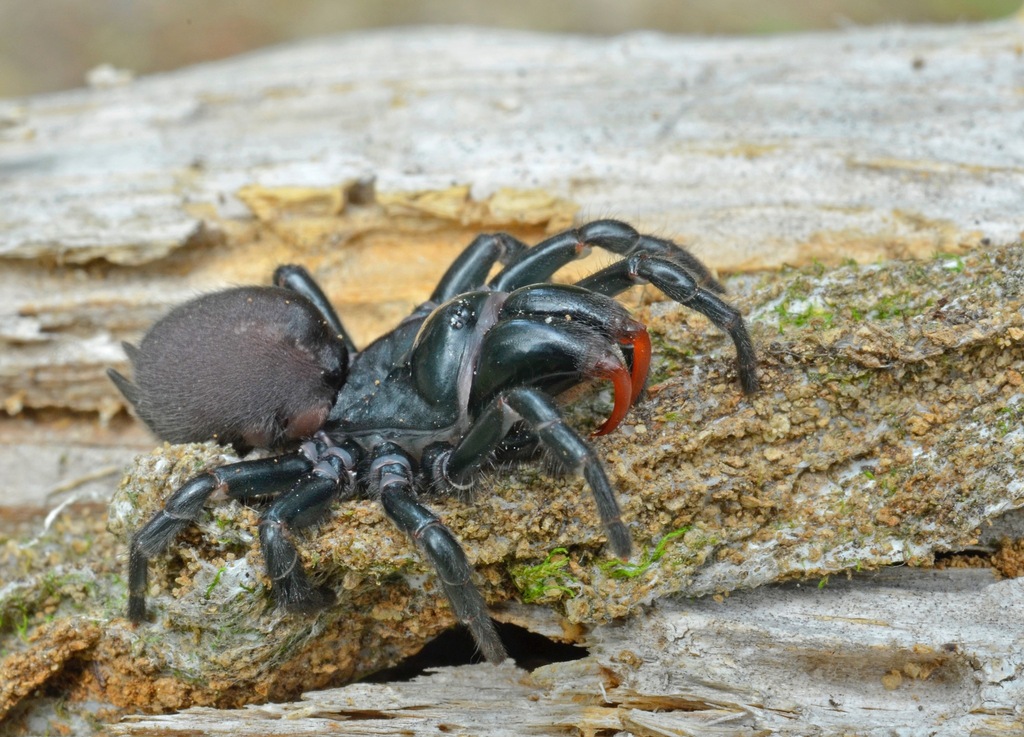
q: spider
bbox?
[109,219,759,663]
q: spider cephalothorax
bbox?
[110,219,759,663]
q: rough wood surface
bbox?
[4,240,1024,734]
[2,22,1021,270]
[108,571,1024,737]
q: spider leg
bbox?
[127,453,315,621]
[369,443,506,663]
[489,219,724,293]
[441,386,632,559]
[578,251,759,394]
[259,438,361,612]
[487,230,589,292]
[274,264,356,354]
[430,233,527,303]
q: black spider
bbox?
[109,219,759,663]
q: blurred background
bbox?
[1,0,1020,97]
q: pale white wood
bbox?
[2,23,1021,268]
[109,570,1024,736]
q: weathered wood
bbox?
[109,571,1024,736]
[2,23,1021,269]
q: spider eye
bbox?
[447,300,476,330]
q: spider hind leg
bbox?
[370,443,507,664]
[126,453,315,621]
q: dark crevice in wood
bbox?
[362,620,588,683]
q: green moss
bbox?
[872,292,914,320]
[599,526,691,579]
[995,403,1024,436]
[203,565,226,600]
[934,252,965,273]
[647,332,695,384]
[510,547,580,604]
[12,607,29,641]
[774,301,835,332]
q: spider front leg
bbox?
[368,443,506,664]
[127,452,315,621]
[428,385,631,558]
[429,233,526,303]
[578,251,760,394]
[488,219,725,293]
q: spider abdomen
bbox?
[109,286,348,450]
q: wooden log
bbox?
[1,18,1023,737]
[108,570,1024,736]
[4,236,1024,732]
